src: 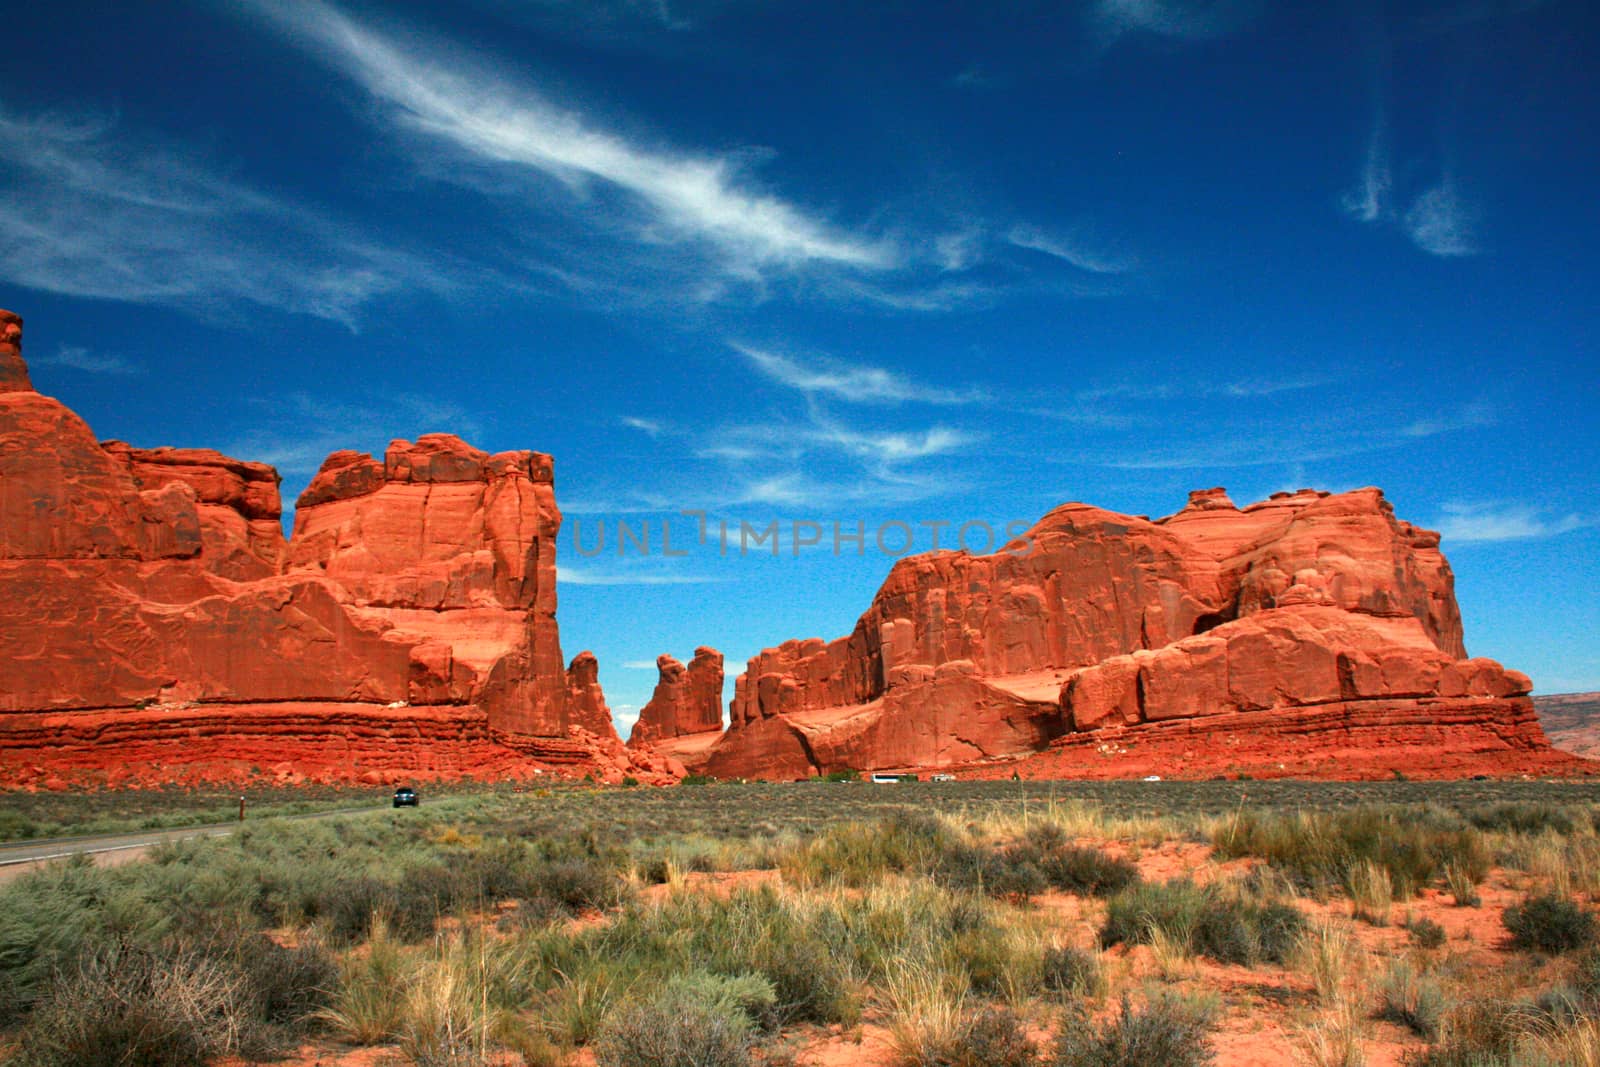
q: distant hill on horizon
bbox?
[1535,693,1600,759]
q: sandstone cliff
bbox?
[627,648,725,763]
[0,309,666,787]
[701,487,1572,780]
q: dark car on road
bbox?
[393,786,419,808]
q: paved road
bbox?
[0,806,376,877]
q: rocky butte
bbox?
[0,309,676,788]
[626,647,726,765]
[681,486,1582,780]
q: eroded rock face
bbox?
[0,309,646,788]
[628,647,724,747]
[702,486,1558,779]
[0,311,29,393]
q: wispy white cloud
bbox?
[0,103,439,328]
[558,565,726,585]
[1400,400,1494,437]
[1402,181,1480,257]
[31,344,141,375]
[1007,224,1136,275]
[1072,400,1498,470]
[621,660,659,670]
[733,343,987,406]
[1341,112,1393,224]
[1091,0,1257,45]
[620,415,665,436]
[1077,375,1331,403]
[1338,17,1482,260]
[805,421,974,464]
[244,0,893,286]
[950,65,996,90]
[1435,502,1590,543]
[934,229,983,272]
[703,421,973,471]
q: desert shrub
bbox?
[695,890,859,1025]
[937,841,1048,900]
[1405,916,1448,950]
[1211,807,1487,899]
[1444,863,1481,908]
[238,936,337,1030]
[1101,880,1304,965]
[1571,946,1600,1000]
[901,1005,1037,1067]
[933,824,1138,903]
[0,859,180,1025]
[0,810,40,842]
[781,812,953,887]
[1407,997,1526,1067]
[531,857,629,913]
[320,875,401,945]
[1192,898,1306,965]
[1052,992,1216,1067]
[594,971,769,1067]
[1347,860,1394,925]
[572,886,860,1028]
[1466,802,1587,837]
[317,918,410,1044]
[1504,893,1597,954]
[947,925,1042,1002]
[633,836,723,885]
[745,932,860,1026]
[1101,879,1208,952]
[1375,960,1445,1039]
[396,942,531,1067]
[11,945,257,1067]
[1031,843,1141,897]
[1041,945,1103,999]
[456,840,539,900]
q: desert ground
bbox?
[5,779,1600,1066]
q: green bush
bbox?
[1052,993,1216,1067]
[937,842,1048,900]
[1030,843,1141,897]
[594,971,770,1067]
[1375,960,1445,1039]
[903,1005,1037,1067]
[531,857,629,913]
[1407,997,1525,1067]
[1503,893,1597,954]
[12,945,259,1067]
[1466,802,1588,836]
[782,812,954,887]
[1191,898,1305,965]
[1405,916,1448,950]
[1100,880,1304,965]
[321,876,401,945]
[1041,945,1102,999]
[1211,806,1488,899]
[1100,879,1208,952]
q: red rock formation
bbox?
[102,442,287,580]
[702,486,1570,780]
[0,308,666,788]
[566,651,614,736]
[0,311,29,393]
[628,647,725,755]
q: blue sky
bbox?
[3,0,1596,733]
